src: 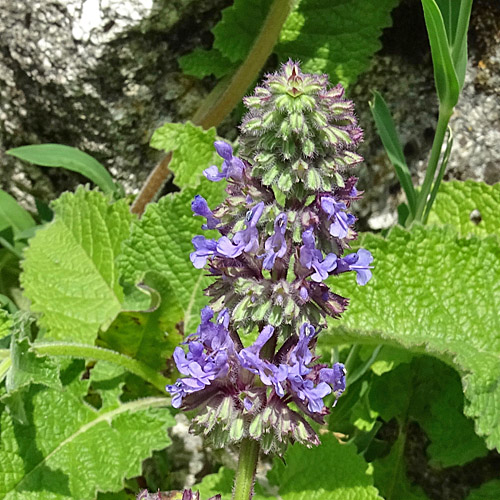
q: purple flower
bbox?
[335,248,373,285]
[190,236,218,269]
[192,195,219,230]
[261,213,288,270]
[217,202,264,258]
[204,141,245,182]
[238,325,287,397]
[299,228,337,282]
[320,196,355,239]
[319,363,346,395]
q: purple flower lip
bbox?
[217,202,265,258]
[335,248,374,285]
[204,141,245,182]
[299,228,337,282]
[192,195,220,230]
[261,213,288,270]
[320,196,355,239]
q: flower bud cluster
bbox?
[167,61,373,453]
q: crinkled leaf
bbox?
[4,314,60,394]
[328,225,500,450]
[21,188,133,344]
[99,272,183,371]
[0,360,174,500]
[197,434,382,500]
[179,48,237,79]
[466,481,500,500]
[427,180,500,237]
[276,0,399,86]
[150,122,220,189]
[119,182,225,334]
[0,309,12,340]
[212,0,272,63]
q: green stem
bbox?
[411,106,453,224]
[192,0,296,129]
[232,438,260,500]
[423,125,453,224]
[32,342,170,393]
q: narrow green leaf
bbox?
[435,0,473,89]
[370,91,417,215]
[0,190,35,234]
[7,144,116,195]
[21,188,133,344]
[421,0,460,109]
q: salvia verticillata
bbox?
[167,61,373,455]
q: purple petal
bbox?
[214,140,233,161]
[203,165,226,182]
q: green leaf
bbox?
[0,190,36,234]
[21,188,133,344]
[212,0,273,64]
[197,434,382,500]
[370,358,488,467]
[0,361,174,500]
[7,144,117,195]
[466,481,500,500]
[328,225,500,450]
[179,48,237,79]
[434,0,473,89]
[421,0,460,109]
[119,182,225,334]
[276,0,399,87]
[4,314,60,395]
[99,272,183,371]
[149,122,220,189]
[427,180,500,238]
[372,434,427,500]
[369,92,416,215]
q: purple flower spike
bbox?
[320,196,355,239]
[300,228,338,282]
[336,248,374,285]
[262,213,288,270]
[204,141,245,182]
[192,195,220,230]
[190,236,218,269]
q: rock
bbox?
[0,0,226,208]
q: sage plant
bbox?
[166,61,372,499]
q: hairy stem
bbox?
[411,106,453,224]
[132,0,295,216]
[32,342,170,393]
[192,0,296,129]
[131,152,172,216]
[232,438,260,500]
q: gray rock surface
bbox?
[0,0,225,208]
[0,0,498,229]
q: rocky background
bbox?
[0,0,499,229]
